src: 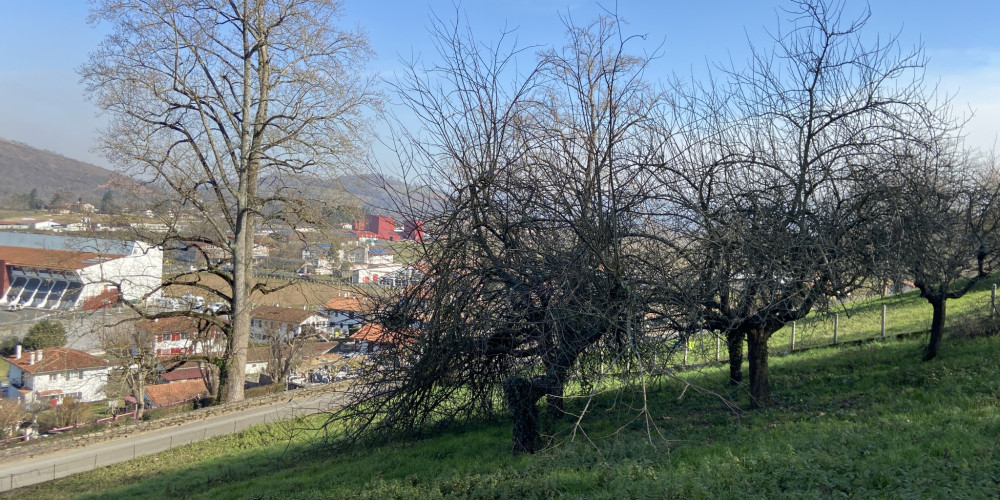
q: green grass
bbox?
[677,275,1000,366]
[7,331,1000,499]
[6,280,1000,498]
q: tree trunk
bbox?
[503,376,546,454]
[546,384,564,419]
[923,297,946,361]
[135,377,145,420]
[726,329,744,385]
[746,329,771,407]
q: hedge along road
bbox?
[0,388,350,492]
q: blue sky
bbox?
[1,1,998,169]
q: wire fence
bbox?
[671,285,999,369]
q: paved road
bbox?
[0,389,348,492]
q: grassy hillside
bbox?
[7,318,999,498]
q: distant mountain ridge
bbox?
[0,138,114,202]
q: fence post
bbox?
[881,304,886,338]
[716,335,720,362]
[833,314,839,344]
[790,321,796,351]
[992,284,997,317]
[683,339,689,367]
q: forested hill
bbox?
[0,138,113,201]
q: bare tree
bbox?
[99,322,160,419]
[264,323,320,385]
[0,399,26,439]
[650,0,948,406]
[888,147,1000,360]
[80,0,380,402]
[327,13,675,454]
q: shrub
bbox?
[42,397,94,431]
[0,336,20,356]
[21,320,67,350]
[244,383,286,399]
[949,312,1000,339]
[143,401,196,421]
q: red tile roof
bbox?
[350,324,414,345]
[160,367,208,382]
[0,245,123,271]
[323,296,367,312]
[5,347,110,374]
[136,316,222,335]
[145,379,209,407]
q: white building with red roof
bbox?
[323,295,369,334]
[135,316,224,356]
[0,233,162,311]
[249,305,326,342]
[2,346,112,404]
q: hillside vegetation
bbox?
[0,138,113,201]
[6,285,999,499]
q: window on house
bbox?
[49,373,58,381]
[156,334,163,343]
[171,333,181,342]
[79,370,85,379]
[68,371,78,380]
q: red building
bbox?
[365,215,397,241]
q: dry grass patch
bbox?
[164,274,352,309]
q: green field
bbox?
[679,277,1000,366]
[5,285,1000,499]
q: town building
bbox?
[323,295,368,334]
[2,346,112,404]
[0,232,162,311]
[135,317,225,356]
[250,305,327,342]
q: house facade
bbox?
[135,316,224,356]
[250,305,326,342]
[323,296,368,334]
[2,346,111,404]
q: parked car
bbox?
[7,303,22,311]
